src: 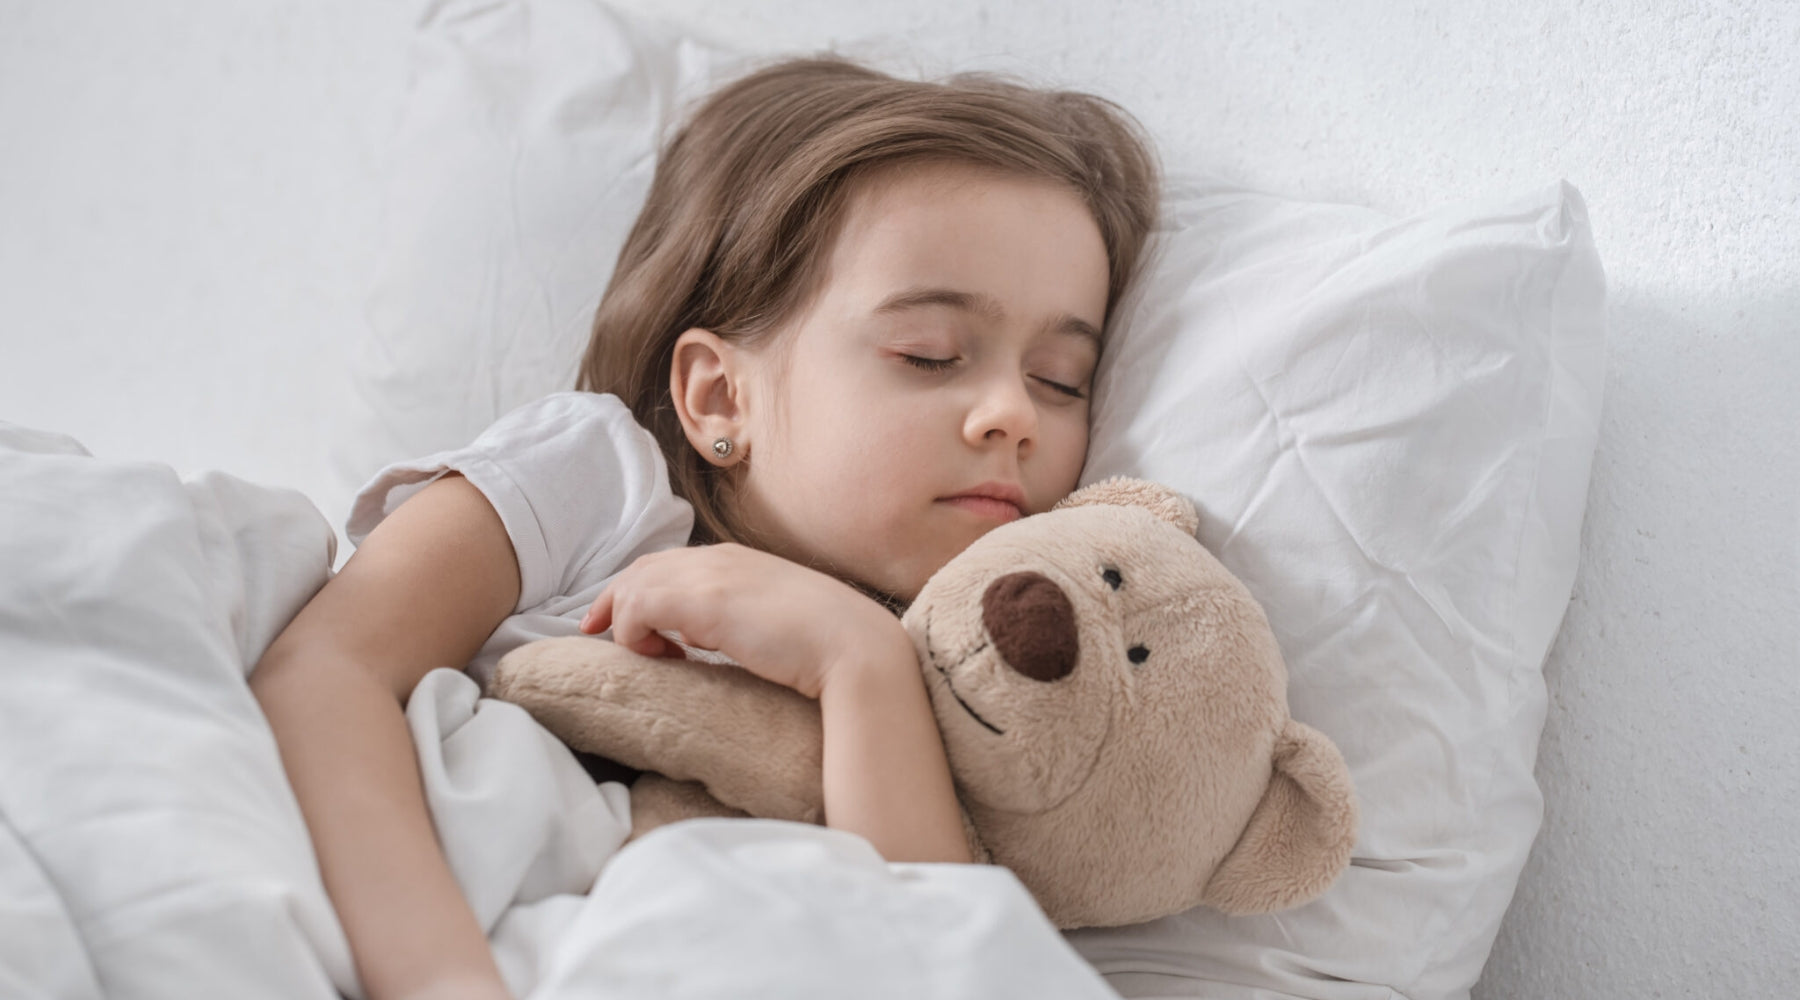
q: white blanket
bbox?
[0,424,1114,1000]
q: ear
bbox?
[1053,476,1199,535]
[670,328,749,466]
[1201,719,1358,914]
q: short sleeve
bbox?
[346,392,694,614]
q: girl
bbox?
[252,57,1158,1000]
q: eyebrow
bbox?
[871,286,1102,348]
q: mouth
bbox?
[923,611,1004,736]
[940,496,1023,523]
[937,481,1027,524]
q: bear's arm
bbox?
[490,636,825,823]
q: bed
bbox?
[3,1,1795,997]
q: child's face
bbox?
[734,161,1110,602]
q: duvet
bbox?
[0,424,1113,1000]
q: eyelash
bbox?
[900,355,1087,399]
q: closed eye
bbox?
[905,355,1086,400]
[902,354,957,373]
[1033,376,1086,399]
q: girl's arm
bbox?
[251,475,520,1000]
[816,631,973,863]
[584,544,971,864]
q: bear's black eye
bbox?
[1128,644,1150,664]
[1102,567,1123,591]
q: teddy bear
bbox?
[487,477,1357,929]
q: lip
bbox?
[939,481,1027,522]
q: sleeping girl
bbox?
[251,56,1158,1000]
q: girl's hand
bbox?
[579,544,907,699]
[586,544,969,864]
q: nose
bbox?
[964,371,1038,452]
[981,572,1079,682]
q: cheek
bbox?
[1043,408,1091,483]
[811,378,948,461]
[770,385,929,498]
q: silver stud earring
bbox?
[712,437,734,460]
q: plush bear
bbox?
[488,477,1356,929]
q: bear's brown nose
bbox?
[981,572,1079,682]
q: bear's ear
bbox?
[1200,719,1358,914]
[1053,477,1199,535]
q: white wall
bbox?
[0,0,412,533]
[2,1,1795,996]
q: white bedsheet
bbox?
[0,424,1114,1000]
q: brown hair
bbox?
[576,56,1159,545]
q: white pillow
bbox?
[333,0,742,498]
[339,2,1607,997]
[1070,180,1604,998]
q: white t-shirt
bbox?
[347,392,695,686]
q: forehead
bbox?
[815,160,1111,328]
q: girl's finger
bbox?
[580,589,615,634]
[620,631,669,657]
[643,632,684,659]
[616,625,683,659]
[606,584,683,655]
[609,603,652,649]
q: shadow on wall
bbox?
[1476,285,1800,998]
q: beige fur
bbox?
[489,477,1356,928]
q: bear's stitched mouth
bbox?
[941,668,1003,737]
[923,610,1004,736]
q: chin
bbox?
[881,570,928,607]
[870,560,942,610]
[851,535,974,610]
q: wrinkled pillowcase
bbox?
[1070,178,1603,999]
